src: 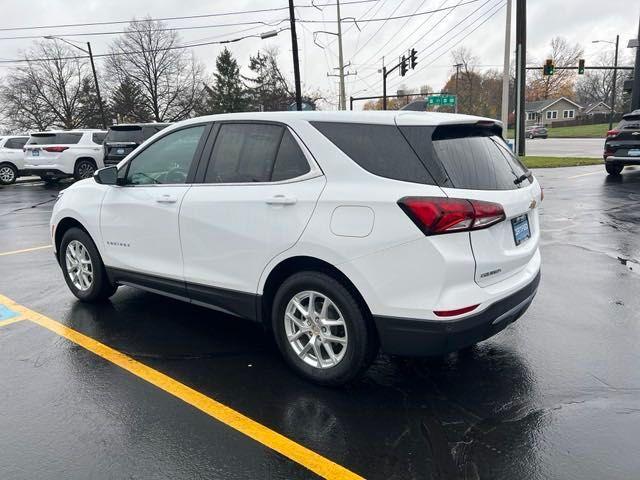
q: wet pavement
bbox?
[1,166,639,480]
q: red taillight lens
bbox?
[44,146,69,153]
[434,304,480,317]
[398,197,506,235]
[606,129,619,138]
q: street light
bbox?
[592,36,620,130]
[44,36,107,130]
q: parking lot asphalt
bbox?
[1,165,639,480]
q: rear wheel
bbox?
[605,164,623,176]
[272,271,377,386]
[0,163,17,185]
[74,159,96,181]
[60,227,117,302]
[528,133,534,139]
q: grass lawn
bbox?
[506,123,609,139]
[521,156,603,168]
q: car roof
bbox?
[108,123,171,128]
[30,129,106,135]
[170,110,500,129]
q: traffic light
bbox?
[543,59,555,76]
[400,55,407,77]
[578,59,585,74]
[410,48,418,69]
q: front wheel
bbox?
[60,227,117,302]
[0,164,17,185]
[74,159,96,180]
[272,271,377,386]
[605,164,623,176]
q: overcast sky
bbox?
[0,0,638,109]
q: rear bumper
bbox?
[605,156,640,166]
[373,269,541,356]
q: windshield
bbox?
[27,133,82,145]
[618,115,640,130]
[105,126,143,144]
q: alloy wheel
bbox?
[78,162,95,179]
[284,290,348,369]
[65,240,94,291]
[0,166,16,184]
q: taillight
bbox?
[398,197,506,235]
[606,129,619,138]
[44,146,69,153]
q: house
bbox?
[582,101,612,116]
[525,97,582,126]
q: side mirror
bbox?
[93,166,118,185]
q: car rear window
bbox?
[105,126,143,144]
[310,122,435,185]
[402,124,529,191]
[27,132,83,145]
[618,115,640,130]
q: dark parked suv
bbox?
[604,110,640,175]
[103,123,170,166]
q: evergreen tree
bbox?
[202,48,247,114]
[244,48,292,112]
[77,77,106,128]
[110,77,152,123]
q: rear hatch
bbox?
[605,113,640,158]
[104,124,169,164]
[25,132,83,164]
[400,121,540,287]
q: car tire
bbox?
[272,271,377,386]
[74,159,96,181]
[528,134,534,139]
[0,163,17,185]
[60,227,117,302]
[605,164,623,176]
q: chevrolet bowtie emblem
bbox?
[529,199,537,210]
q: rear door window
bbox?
[405,125,528,190]
[205,123,283,183]
[310,122,435,184]
[27,133,83,145]
[271,130,310,181]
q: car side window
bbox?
[205,123,283,183]
[271,130,311,181]
[125,125,205,185]
[92,132,107,144]
[5,138,28,149]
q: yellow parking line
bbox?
[0,245,52,257]
[0,294,364,480]
[0,316,25,328]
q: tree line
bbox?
[0,18,322,133]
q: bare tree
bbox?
[1,41,90,130]
[106,18,204,122]
[575,51,627,111]
[527,37,583,100]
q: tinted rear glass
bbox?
[92,132,107,144]
[311,122,435,184]
[105,126,143,144]
[429,125,528,190]
[618,115,640,129]
[27,133,82,145]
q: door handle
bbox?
[266,194,297,206]
[156,194,178,204]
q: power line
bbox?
[0,28,291,65]
[349,0,407,60]
[0,0,379,33]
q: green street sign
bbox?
[427,95,456,106]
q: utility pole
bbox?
[514,0,526,157]
[453,63,462,113]
[288,0,302,111]
[382,66,387,110]
[86,42,107,130]
[336,0,346,110]
[609,34,619,130]
[501,0,512,129]
[632,16,640,110]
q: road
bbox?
[1,167,639,479]
[510,137,604,157]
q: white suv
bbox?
[0,135,30,185]
[50,112,542,385]
[24,130,107,182]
